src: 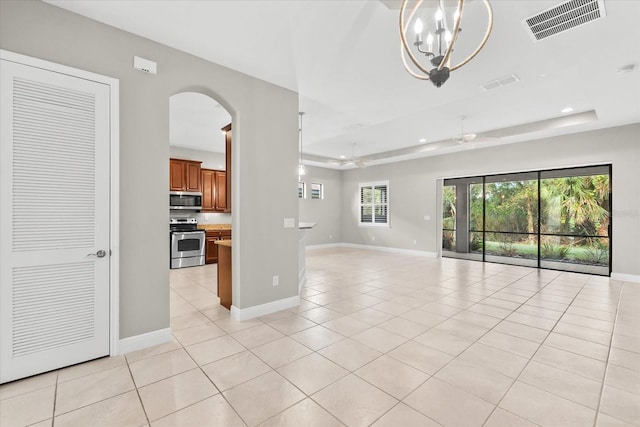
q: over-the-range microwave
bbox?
[170,191,202,211]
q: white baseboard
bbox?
[306,242,437,257]
[116,327,172,355]
[611,273,640,283]
[339,243,438,258]
[231,295,300,321]
[306,243,344,250]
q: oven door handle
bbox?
[173,231,205,235]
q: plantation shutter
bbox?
[359,182,389,225]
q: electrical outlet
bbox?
[272,275,279,286]
[371,235,375,241]
[413,239,417,245]
[329,234,332,239]
[424,215,431,221]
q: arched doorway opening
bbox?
[168,92,233,322]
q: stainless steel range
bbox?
[170,217,205,269]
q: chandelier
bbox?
[399,0,493,87]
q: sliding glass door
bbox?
[442,165,611,276]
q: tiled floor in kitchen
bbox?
[1,247,639,426]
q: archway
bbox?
[168,92,233,322]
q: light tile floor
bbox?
[2,248,640,426]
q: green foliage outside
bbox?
[444,174,610,267]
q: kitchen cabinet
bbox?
[201,169,227,212]
[215,171,227,211]
[205,229,231,264]
[169,158,202,192]
[222,123,232,212]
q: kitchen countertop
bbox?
[214,240,232,247]
[201,224,232,231]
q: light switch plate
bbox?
[284,218,296,228]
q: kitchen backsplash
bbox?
[170,211,231,224]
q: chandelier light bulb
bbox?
[435,8,443,23]
[445,30,452,46]
[414,18,423,34]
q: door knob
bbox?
[87,250,107,258]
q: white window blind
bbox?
[298,181,306,198]
[311,183,323,199]
[359,181,389,226]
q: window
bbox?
[311,183,323,199]
[298,181,306,198]
[359,181,389,226]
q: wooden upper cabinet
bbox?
[186,161,202,192]
[169,158,202,192]
[201,168,226,212]
[201,169,215,210]
[169,159,186,191]
[215,171,227,212]
[222,123,232,212]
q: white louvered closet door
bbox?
[0,58,111,383]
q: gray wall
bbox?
[341,124,640,276]
[298,166,343,246]
[1,0,299,338]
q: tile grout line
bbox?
[175,305,253,427]
[303,269,526,425]
[50,371,59,427]
[125,356,151,427]
[592,280,625,427]
[480,275,598,426]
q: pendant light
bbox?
[298,112,306,176]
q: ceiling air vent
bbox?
[480,74,520,92]
[524,0,606,42]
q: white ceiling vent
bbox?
[524,0,606,42]
[480,74,520,92]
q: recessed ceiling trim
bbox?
[304,110,599,167]
[524,0,606,42]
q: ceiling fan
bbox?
[341,143,369,168]
[451,116,492,146]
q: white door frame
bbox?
[0,49,120,356]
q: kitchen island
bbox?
[214,239,232,309]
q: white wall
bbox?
[298,166,343,246]
[341,124,640,277]
[0,0,299,337]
